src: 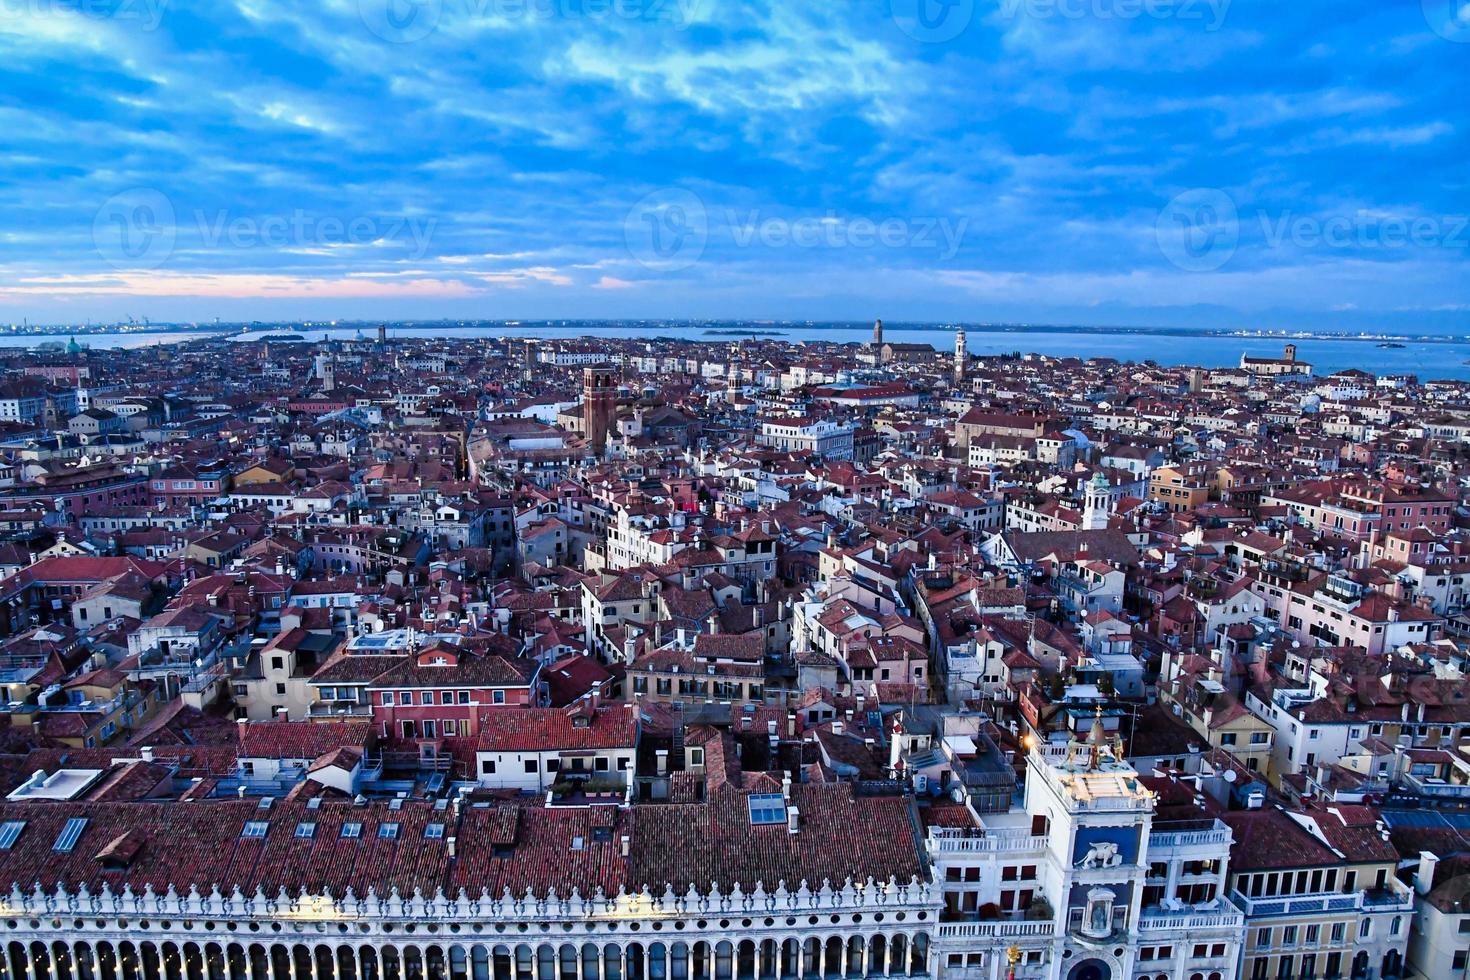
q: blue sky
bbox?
[0,0,1467,330]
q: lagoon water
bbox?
[5,324,1468,381]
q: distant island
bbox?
[705,329,785,337]
[5,319,1465,347]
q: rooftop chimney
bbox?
[1416,851,1439,895]
[786,805,801,835]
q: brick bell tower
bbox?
[583,366,618,455]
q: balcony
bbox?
[38,689,141,716]
[1148,821,1234,851]
[1137,903,1244,935]
[1401,771,1470,798]
[547,775,630,807]
[180,663,229,695]
[1229,885,1414,918]
[928,827,1050,855]
[307,700,373,719]
[935,921,1054,940]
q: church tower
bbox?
[583,366,617,456]
[953,328,966,384]
[1081,470,1112,531]
[316,352,335,392]
[872,318,883,348]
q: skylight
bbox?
[747,793,787,826]
[0,821,25,849]
[241,821,269,839]
[54,817,88,852]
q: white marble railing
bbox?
[1147,826,1233,850]
[0,875,940,925]
[1136,910,1243,933]
[934,921,1053,939]
[926,830,1050,855]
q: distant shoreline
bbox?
[7,321,1468,346]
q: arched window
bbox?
[911,934,929,975]
[889,936,908,978]
[483,946,504,980]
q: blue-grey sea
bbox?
[4,325,1469,381]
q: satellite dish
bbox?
[1223,770,1238,784]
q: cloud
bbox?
[0,0,1461,331]
[0,271,482,299]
